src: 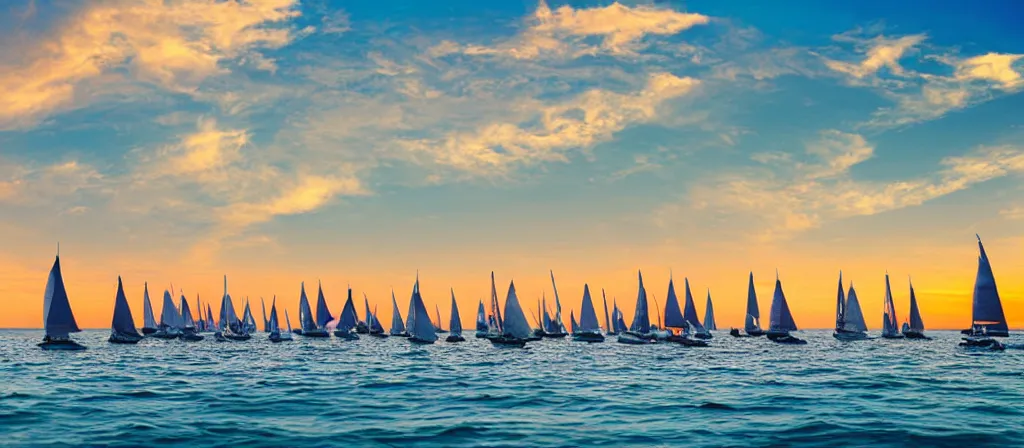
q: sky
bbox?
[1,0,1023,331]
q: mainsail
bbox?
[834,272,847,330]
[408,275,438,342]
[242,299,257,333]
[261,297,269,333]
[43,254,82,339]
[882,273,900,337]
[681,278,706,332]
[142,282,157,331]
[315,282,334,330]
[908,279,925,332]
[845,284,868,332]
[744,272,762,333]
[219,276,239,331]
[268,297,280,333]
[449,289,463,337]
[629,271,651,334]
[971,235,1008,335]
[602,289,611,333]
[663,276,685,329]
[501,280,533,339]
[206,303,216,331]
[338,287,358,331]
[390,290,407,335]
[160,289,181,329]
[570,310,579,333]
[703,290,717,331]
[550,271,567,333]
[110,276,139,337]
[475,299,487,332]
[434,304,445,332]
[297,282,316,332]
[768,272,798,333]
[579,284,601,333]
[180,293,197,330]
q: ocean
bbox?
[1,329,1021,447]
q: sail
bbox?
[663,277,685,328]
[489,272,503,333]
[43,255,82,338]
[744,272,761,332]
[768,274,798,332]
[579,284,600,332]
[542,296,555,333]
[882,274,900,336]
[284,308,293,333]
[180,294,196,329]
[195,296,204,332]
[434,304,445,331]
[406,285,415,333]
[602,289,611,332]
[908,280,925,331]
[408,275,438,342]
[363,295,374,331]
[845,284,868,332]
[371,306,384,333]
[206,304,216,331]
[159,289,180,329]
[682,278,706,332]
[502,280,533,339]
[550,271,566,333]
[629,271,651,334]
[297,282,316,332]
[142,282,157,330]
[338,287,358,331]
[261,297,269,333]
[972,235,1008,333]
[391,291,407,335]
[110,276,140,336]
[242,299,257,333]
[219,276,239,330]
[268,297,280,333]
[475,300,487,331]
[703,290,717,331]
[449,289,463,336]
[834,272,846,330]
[570,310,579,333]
[315,282,334,329]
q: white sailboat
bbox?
[618,271,655,344]
[573,284,605,342]
[153,288,183,339]
[703,290,717,331]
[268,297,292,342]
[434,304,447,334]
[365,294,388,338]
[408,273,439,344]
[217,276,250,341]
[296,282,317,336]
[390,290,410,337]
[261,297,270,333]
[732,272,766,337]
[545,271,569,337]
[109,276,143,344]
[446,289,465,342]
[881,273,904,339]
[282,308,295,340]
[961,235,1007,349]
[141,282,157,335]
[681,279,711,339]
[902,279,930,339]
[602,289,612,335]
[833,272,868,340]
[39,250,86,350]
[332,286,359,339]
[663,275,707,346]
[767,271,806,344]
[490,278,532,347]
[179,291,204,341]
[474,299,488,338]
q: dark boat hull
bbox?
[369,332,389,339]
[302,329,331,338]
[767,333,807,344]
[409,336,436,344]
[572,332,605,343]
[390,332,410,338]
[292,329,303,335]
[179,333,204,342]
[692,332,713,340]
[667,335,708,347]
[39,339,87,350]
[333,330,359,340]
[215,332,251,341]
[108,332,144,344]
[960,337,1005,350]
[474,331,488,339]
[542,332,568,339]
[141,328,157,335]
[446,335,466,343]
[489,336,527,347]
[903,330,931,339]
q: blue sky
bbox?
[1,0,1022,328]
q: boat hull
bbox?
[833,329,869,341]
[179,333,204,342]
[108,332,144,344]
[215,332,251,341]
[541,332,568,339]
[572,332,605,343]
[767,332,807,344]
[960,337,1005,350]
[39,339,87,350]
[445,335,466,343]
[902,330,931,340]
[667,335,708,347]
[474,331,488,339]
[150,330,181,339]
[616,332,654,345]
[881,333,905,339]
[369,332,389,339]
[409,336,436,344]
[269,332,292,342]
[391,332,411,338]
[302,329,331,338]
[141,327,157,335]
[333,330,360,340]
[692,332,713,340]
[488,336,526,347]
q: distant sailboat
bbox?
[682,279,711,339]
[602,289,612,335]
[39,250,85,350]
[108,276,143,344]
[261,297,270,333]
[434,304,447,333]
[881,273,904,339]
[703,290,717,331]
[663,275,706,346]
[408,273,439,344]
[141,282,157,335]
[333,286,359,339]
[573,284,604,342]
[474,299,488,338]
[217,276,250,341]
[195,295,205,332]
[280,308,295,341]
[485,272,505,340]
[570,310,579,333]
[766,271,806,344]
[268,297,292,342]
[545,271,569,338]
[961,235,1007,349]
[446,289,465,342]
[834,272,868,341]
[902,279,930,339]
[297,282,316,336]
[618,271,655,344]
[241,298,257,334]
[179,291,204,341]
[732,272,766,337]
[365,294,388,338]
[307,281,334,338]
[205,303,217,332]
[490,279,532,347]
[153,288,182,339]
[390,290,410,337]
[612,298,628,335]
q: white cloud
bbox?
[955,53,1023,88]
[823,34,925,78]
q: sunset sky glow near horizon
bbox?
[1,0,1022,330]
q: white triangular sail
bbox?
[475,299,487,332]
[390,290,406,335]
[268,297,280,333]
[703,290,717,331]
[845,284,868,332]
[219,276,239,331]
[242,299,257,333]
[629,271,651,334]
[570,310,579,333]
[682,278,706,332]
[908,280,925,332]
[160,289,181,329]
[768,272,798,333]
[502,280,533,339]
[408,275,438,342]
[744,272,761,333]
[180,292,197,329]
[449,289,463,337]
[834,272,847,330]
[602,289,611,333]
[315,282,334,330]
[297,282,316,332]
[285,308,293,333]
[337,287,358,331]
[550,271,566,333]
[579,284,601,333]
[882,273,900,337]
[971,235,1008,334]
[110,276,139,336]
[261,297,269,333]
[142,282,157,330]
[663,276,685,329]
[43,254,82,339]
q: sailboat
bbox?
[682,279,711,339]
[474,299,488,338]
[570,310,579,333]
[434,304,447,333]
[766,271,806,344]
[241,298,258,334]
[333,286,360,340]
[961,235,1008,349]
[217,276,250,341]
[141,282,157,335]
[205,303,217,333]
[39,249,86,350]
[153,288,183,339]
[268,297,292,342]
[365,294,388,338]
[195,295,206,332]
[544,271,569,338]
[108,276,143,344]
[261,297,270,333]
[446,289,465,342]
[618,271,655,344]
[296,282,316,336]
[663,275,706,346]
[485,272,505,340]
[178,291,204,341]
[490,278,533,347]
[602,289,612,335]
[731,272,766,337]
[278,307,295,342]
[390,290,410,337]
[306,281,334,338]
[834,272,868,341]
[902,279,930,339]
[407,274,439,344]
[612,298,628,335]
[703,290,717,331]
[573,284,605,342]
[881,273,904,339]
[650,294,671,339]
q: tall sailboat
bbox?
[961,235,1007,349]
[474,299,488,338]
[490,278,532,347]
[618,271,655,344]
[570,310,579,333]
[241,298,258,334]
[732,272,765,337]
[297,282,316,336]
[153,288,182,339]
[902,279,930,339]
[108,276,143,344]
[663,275,706,346]
[390,290,409,337]
[408,273,439,344]
[682,279,710,339]
[281,308,295,341]
[268,297,292,342]
[195,295,206,332]
[767,271,806,344]
[217,276,250,341]
[261,297,269,333]
[434,304,447,333]
[881,273,904,339]
[179,291,204,341]
[485,272,505,340]
[834,272,868,340]
[602,289,611,335]
[545,271,569,337]
[446,289,465,342]
[40,249,85,350]
[141,282,157,335]
[365,294,387,338]
[333,286,359,339]
[573,284,604,342]
[205,303,217,332]
[703,290,717,331]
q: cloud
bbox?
[156,117,249,176]
[0,0,303,130]
[823,34,926,78]
[431,1,710,59]
[679,131,1024,241]
[1000,206,1024,220]
[399,73,700,176]
[955,53,1024,88]
[0,159,105,206]
[218,173,367,229]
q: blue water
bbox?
[1,330,1021,447]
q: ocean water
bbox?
[0,329,1021,448]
